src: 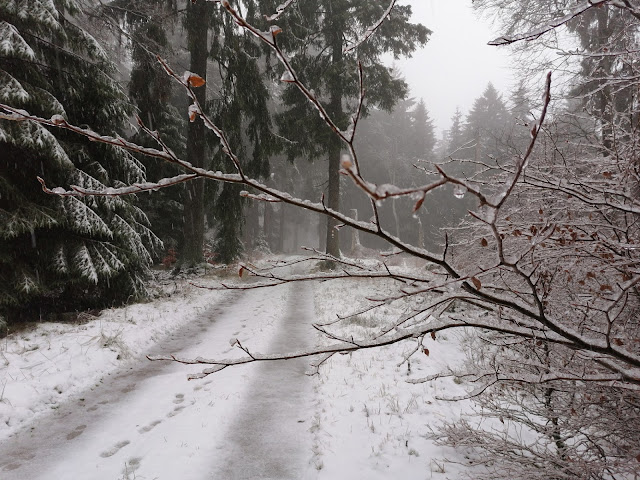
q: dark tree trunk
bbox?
[181,0,209,267]
[318,212,326,251]
[243,199,259,251]
[324,2,345,259]
[263,202,274,250]
[325,134,341,258]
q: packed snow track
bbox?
[0,283,316,480]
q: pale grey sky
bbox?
[396,0,514,133]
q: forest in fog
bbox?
[0,0,536,319]
[1,1,640,478]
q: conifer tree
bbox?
[568,5,636,154]
[0,0,161,321]
[475,0,638,155]
[117,2,187,252]
[408,98,435,162]
[107,1,278,266]
[206,1,279,264]
[463,83,509,162]
[447,107,465,154]
[507,81,532,152]
[275,0,430,258]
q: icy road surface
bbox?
[0,283,316,480]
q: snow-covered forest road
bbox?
[0,283,316,480]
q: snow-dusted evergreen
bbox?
[0,0,161,320]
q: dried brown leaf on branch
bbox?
[412,193,425,213]
[186,73,205,87]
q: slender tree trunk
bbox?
[599,8,614,155]
[279,203,286,253]
[543,344,566,459]
[350,208,360,253]
[325,134,341,257]
[292,219,299,253]
[416,215,425,248]
[263,202,274,250]
[318,212,326,251]
[181,0,208,266]
[324,2,345,258]
[389,171,400,238]
[243,200,259,251]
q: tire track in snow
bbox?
[210,282,316,480]
[0,290,246,479]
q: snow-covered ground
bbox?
[0,274,227,439]
[0,258,473,479]
[310,274,473,479]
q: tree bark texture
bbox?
[324,1,346,259]
[181,0,209,266]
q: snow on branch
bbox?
[488,0,610,46]
[2,5,639,398]
[147,312,640,382]
[38,174,200,196]
[343,0,396,54]
[191,263,433,291]
[263,0,297,21]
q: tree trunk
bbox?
[263,202,274,250]
[350,208,360,252]
[243,199,259,251]
[416,215,425,248]
[318,212,326,251]
[279,203,286,253]
[325,135,341,257]
[181,0,208,267]
[597,7,614,155]
[324,2,346,259]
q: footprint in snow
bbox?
[138,420,162,434]
[122,456,142,475]
[66,424,86,440]
[121,384,136,394]
[167,405,186,418]
[173,393,185,404]
[99,440,130,458]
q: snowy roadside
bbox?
[309,268,474,479]
[0,271,229,441]
[0,256,475,479]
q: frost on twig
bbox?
[1,3,639,414]
[263,0,297,21]
[488,0,610,45]
[343,0,397,54]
